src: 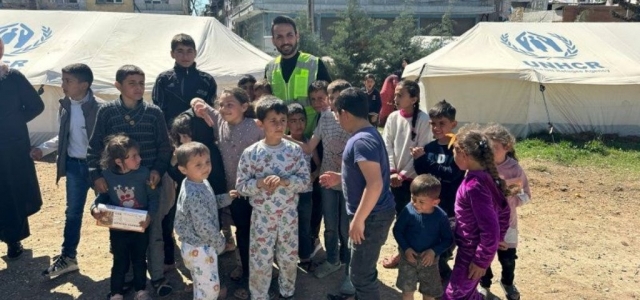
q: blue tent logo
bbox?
[0,23,53,57]
[501,32,578,59]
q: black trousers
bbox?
[310,179,323,240]
[480,248,518,287]
[392,181,412,216]
[161,200,178,265]
[110,229,149,295]
[230,197,253,277]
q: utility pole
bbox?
[307,0,315,33]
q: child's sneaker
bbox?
[500,282,521,300]
[42,255,79,278]
[313,261,341,279]
[339,277,355,296]
[134,290,152,300]
[477,286,496,300]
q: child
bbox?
[90,135,157,300]
[31,64,104,278]
[153,34,229,277]
[442,126,511,300]
[393,174,454,300]
[378,74,399,127]
[191,88,263,299]
[287,102,320,271]
[236,97,310,300]
[238,74,257,101]
[363,74,381,126]
[382,80,431,269]
[326,87,396,300]
[254,79,273,100]
[173,142,232,300]
[290,80,353,295]
[479,124,531,300]
[411,100,463,283]
[87,65,173,297]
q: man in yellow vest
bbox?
[265,15,332,138]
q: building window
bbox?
[97,0,123,3]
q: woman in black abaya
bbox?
[0,38,45,259]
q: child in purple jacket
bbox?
[443,126,510,300]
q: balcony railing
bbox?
[231,0,495,18]
[138,2,185,13]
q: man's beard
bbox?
[277,42,298,57]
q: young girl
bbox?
[382,80,431,268]
[90,135,156,300]
[479,124,531,300]
[443,126,511,300]
[192,88,264,300]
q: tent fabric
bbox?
[404,23,640,137]
[1,10,272,146]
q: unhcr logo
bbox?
[0,23,53,68]
[0,23,53,56]
[500,31,608,73]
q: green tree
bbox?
[326,0,386,83]
[611,0,640,21]
[295,13,327,58]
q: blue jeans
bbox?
[61,157,91,258]
[321,188,350,268]
[349,209,395,300]
[297,192,313,260]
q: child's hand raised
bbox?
[420,249,436,266]
[139,215,151,230]
[404,248,419,265]
[191,98,214,127]
[230,190,240,199]
[410,147,425,159]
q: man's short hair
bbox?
[62,63,94,87]
[115,65,145,84]
[255,96,288,121]
[271,15,297,36]
[428,100,457,121]
[175,142,210,167]
[334,87,369,119]
[364,74,375,81]
[410,174,441,199]
[327,79,351,95]
[171,33,196,51]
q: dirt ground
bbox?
[1,158,639,300]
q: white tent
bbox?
[0,10,272,145]
[403,23,640,137]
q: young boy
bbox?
[153,33,230,280]
[31,64,104,278]
[363,74,381,126]
[87,65,173,296]
[291,80,353,294]
[254,79,272,100]
[236,97,310,300]
[287,102,320,270]
[410,99,463,284]
[173,142,232,300]
[238,74,257,101]
[392,174,454,300]
[326,87,396,300]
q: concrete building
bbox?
[0,0,188,14]
[226,0,496,53]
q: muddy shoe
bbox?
[500,282,521,300]
[314,261,341,279]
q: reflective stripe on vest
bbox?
[266,52,319,137]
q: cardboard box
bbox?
[96,204,147,233]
